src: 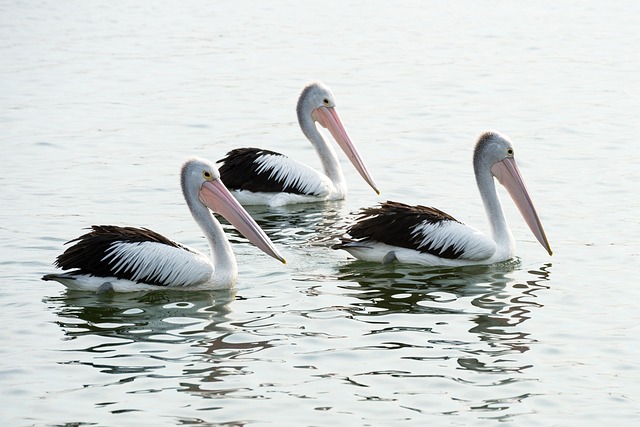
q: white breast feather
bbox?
[411,220,496,260]
[254,154,332,196]
[103,241,213,287]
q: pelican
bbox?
[217,81,379,207]
[333,131,552,267]
[42,157,286,293]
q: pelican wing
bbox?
[54,225,212,287]
[338,201,496,261]
[218,148,331,196]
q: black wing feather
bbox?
[334,201,466,259]
[217,147,310,194]
[53,225,190,285]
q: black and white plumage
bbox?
[217,148,330,196]
[217,81,379,207]
[42,157,286,293]
[333,131,553,267]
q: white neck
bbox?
[475,166,515,260]
[186,192,238,286]
[298,111,347,198]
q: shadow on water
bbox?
[221,201,346,247]
[336,259,549,306]
[334,260,552,357]
[45,289,236,342]
[313,261,554,419]
[43,290,276,387]
[41,259,553,421]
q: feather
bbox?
[53,225,212,287]
[218,148,331,196]
[336,201,495,260]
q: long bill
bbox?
[491,157,553,255]
[312,106,380,195]
[199,179,286,264]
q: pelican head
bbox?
[181,157,286,264]
[296,81,379,195]
[474,131,552,255]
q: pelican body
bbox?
[217,81,379,207]
[42,157,286,293]
[333,131,552,267]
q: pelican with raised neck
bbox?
[333,131,552,266]
[43,157,286,293]
[217,81,379,207]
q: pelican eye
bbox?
[507,148,514,156]
[202,170,213,180]
[323,98,330,106]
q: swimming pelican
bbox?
[42,157,286,293]
[333,131,552,266]
[217,81,379,207]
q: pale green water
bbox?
[1,0,639,425]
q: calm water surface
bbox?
[1,0,639,425]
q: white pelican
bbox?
[42,157,286,293]
[333,131,552,267]
[217,81,379,207]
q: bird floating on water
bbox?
[42,157,286,293]
[217,80,379,207]
[333,131,552,267]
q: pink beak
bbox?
[491,157,552,255]
[312,106,380,195]
[199,179,286,264]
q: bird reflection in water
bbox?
[329,261,552,376]
[45,289,282,402]
[224,201,346,248]
[47,291,231,345]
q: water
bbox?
[2,0,639,425]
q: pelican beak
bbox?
[312,106,380,195]
[491,157,553,255]
[199,179,286,264]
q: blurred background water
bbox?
[1,0,639,425]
